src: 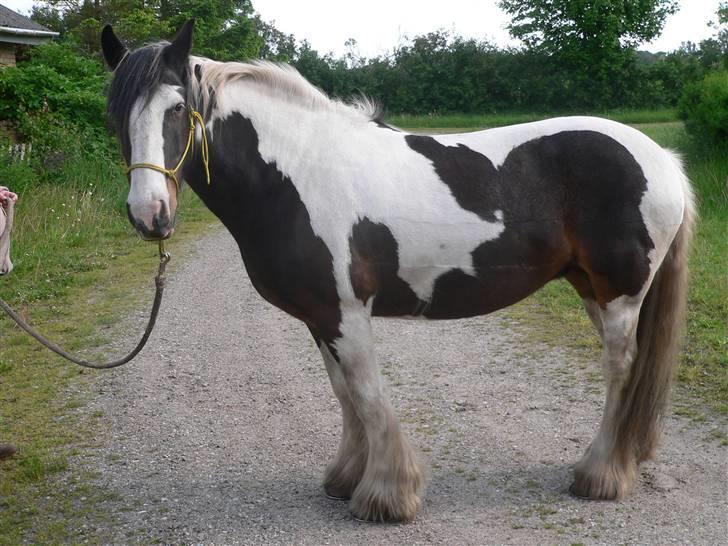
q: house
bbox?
[0,4,58,67]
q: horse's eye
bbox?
[174,103,185,113]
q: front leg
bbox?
[325,309,424,522]
[313,335,368,500]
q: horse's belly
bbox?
[369,250,566,320]
[370,262,559,319]
[423,263,559,319]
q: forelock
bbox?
[107,42,173,133]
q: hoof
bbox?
[569,481,605,501]
[323,455,366,503]
[350,481,422,523]
[323,480,355,502]
[351,513,380,524]
[571,461,635,500]
[324,491,350,501]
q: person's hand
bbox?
[0,187,18,208]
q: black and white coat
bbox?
[103,22,694,523]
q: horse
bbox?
[101,21,695,523]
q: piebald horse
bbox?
[102,21,695,522]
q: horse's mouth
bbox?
[138,227,175,242]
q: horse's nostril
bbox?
[152,200,171,230]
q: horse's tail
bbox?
[617,151,696,465]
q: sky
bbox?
[2,0,723,57]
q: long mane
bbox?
[190,59,382,124]
[108,42,382,130]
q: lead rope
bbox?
[0,241,171,369]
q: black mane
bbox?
[107,42,171,135]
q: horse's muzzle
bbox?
[127,201,175,241]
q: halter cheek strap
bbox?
[126,109,211,189]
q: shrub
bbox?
[0,42,119,188]
[0,138,37,196]
[0,42,107,133]
[678,70,728,147]
[6,112,120,196]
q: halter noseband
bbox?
[125,108,211,189]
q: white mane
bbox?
[191,58,380,122]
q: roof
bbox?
[0,4,52,32]
[0,4,58,45]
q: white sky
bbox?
[2,0,723,56]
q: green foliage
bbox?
[679,70,728,146]
[715,2,728,68]
[33,0,262,60]
[498,0,679,51]
[0,41,114,184]
[21,1,724,114]
[0,140,35,196]
[0,42,106,131]
[16,113,115,181]
[293,29,720,113]
[497,0,680,108]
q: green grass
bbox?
[0,156,216,543]
[388,108,678,130]
[399,117,726,414]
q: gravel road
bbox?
[81,228,726,545]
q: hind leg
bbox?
[582,298,604,340]
[312,335,368,500]
[571,295,642,500]
[567,268,603,340]
[325,309,423,522]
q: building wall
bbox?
[0,42,16,67]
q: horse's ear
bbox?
[101,25,127,71]
[164,19,195,75]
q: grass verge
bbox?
[388,108,678,130]
[0,164,217,543]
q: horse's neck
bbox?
[215,82,374,182]
[186,87,319,225]
[191,82,386,242]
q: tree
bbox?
[498,0,679,108]
[31,0,262,60]
[498,0,679,52]
[706,1,728,68]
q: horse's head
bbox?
[0,200,14,275]
[102,20,197,240]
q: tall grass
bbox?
[667,137,727,411]
[4,170,129,302]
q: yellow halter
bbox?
[125,108,211,189]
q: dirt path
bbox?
[80,228,726,545]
